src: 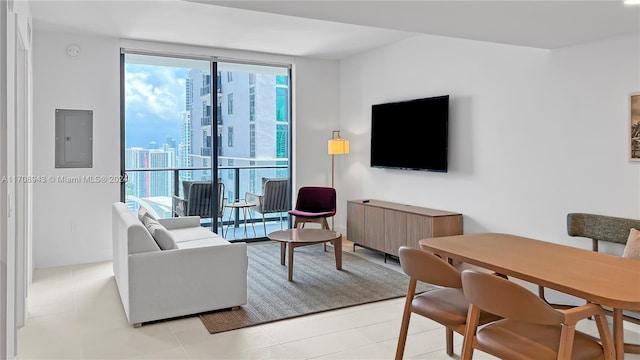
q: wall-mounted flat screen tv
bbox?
[371,95,449,172]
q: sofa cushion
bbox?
[177,237,230,249]
[623,228,640,260]
[137,205,157,223]
[143,216,178,250]
[153,227,179,250]
[169,227,221,243]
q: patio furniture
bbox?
[245,178,289,235]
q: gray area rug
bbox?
[199,242,434,334]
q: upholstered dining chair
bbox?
[288,186,336,230]
[539,213,640,323]
[460,269,615,360]
[245,178,290,235]
[395,247,499,359]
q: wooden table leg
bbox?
[613,308,624,360]
[333,236,342,270]
[288,243,294,281]
[280,242,286,265]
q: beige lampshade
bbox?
[328,138,350,155]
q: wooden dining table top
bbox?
[419,233,640,310]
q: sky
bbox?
[124,63,188,148]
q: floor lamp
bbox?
[328,130,350,229]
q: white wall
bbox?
[291,57,340,195]
[32,32,121,268]
[32,32,339,268]
[338,33,640,252]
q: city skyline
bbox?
[123,56,291,222]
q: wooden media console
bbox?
[346,199,463,261]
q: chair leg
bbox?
[322,218,330,251]
[262,213,267,236]
[396,280,416,360]
[446,328,454,356]
[558,323,576,359]
[461,304,481,360]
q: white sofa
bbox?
[112,202,248,326]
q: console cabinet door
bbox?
[407,214,433,249]
[384,210,407,256]
[364,206,385,252]
[347,202,364,244]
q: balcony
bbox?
[124,164,290,241]
[200,147,212,157]
[201,116,212,126]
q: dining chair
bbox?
[288,186,336,230]
[539,213,640,323]
[395,247,499,359]
[460,269,615,360]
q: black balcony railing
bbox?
[124,164,289,238]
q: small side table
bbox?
[224,201,256,239]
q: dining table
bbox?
[419,233,640,360]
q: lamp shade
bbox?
[328,138,350,155]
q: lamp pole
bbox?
[328,130,349,230]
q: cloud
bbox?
[125,64,186,122]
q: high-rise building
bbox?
[125,147,174,199]
[180,68,290,200]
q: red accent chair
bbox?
[288,187,336,230]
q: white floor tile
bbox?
[177,326,278,359]
[18,241,640,360]
[79,322,181,359]
[279,329,375,359]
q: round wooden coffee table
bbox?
[267,228,342,281]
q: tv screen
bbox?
[371,95,449,172]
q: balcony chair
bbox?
[288,186,336,230]
[395,247,499,359]
[245,178,290,236]
[460,269,615,360]
[172,180,225,234]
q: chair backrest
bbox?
[183,181,213,217]
[398,246,462,288]
[260,178,290,213]
[461,270,563,325]
[567,213,640,247]
[294,186,336,213]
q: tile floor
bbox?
[18,241,640,359]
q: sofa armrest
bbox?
[158,216,201,230]
[127,242,248,324]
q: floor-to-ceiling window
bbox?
[121,52,291,240]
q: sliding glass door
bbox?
[121,52,291,240]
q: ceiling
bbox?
[29,0,640,60]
